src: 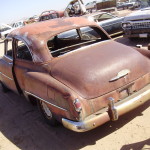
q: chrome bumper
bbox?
[62,84,150,132]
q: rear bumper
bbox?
[62,84,150,132]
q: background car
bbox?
[83,12,124,36]
[38,10,64,22]
[0,23,14,40]
[11,20,26,28]
[85,1,97,10]
[117,1,133,10]
[122,7,150,38]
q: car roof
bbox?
[9,17,99,41]
[8,17,102,62]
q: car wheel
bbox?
[37,100,59,126]
[0,82,9,93]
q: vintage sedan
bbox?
[83,12,124,36]
[122,7,150,38]
[38,10,64,22]
[0,17,150,132]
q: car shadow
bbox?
[0,86,150,150]
[121,138,150,150]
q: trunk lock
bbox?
[108,97,118,121]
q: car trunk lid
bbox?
[50,40,150,99]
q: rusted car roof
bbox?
[9,17,101,42]
[8,17,108,62]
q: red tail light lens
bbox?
[73,99,82,112]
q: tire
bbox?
[37,100,59,126]
[0,82,9,93]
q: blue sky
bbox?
[0,0,90,24]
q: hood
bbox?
[51,40,150,99]
[124,8,150,22]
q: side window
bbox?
[47,27,107,57]
[5,39,13,59]
[16,40,32,61]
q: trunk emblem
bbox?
[109,69,130,82]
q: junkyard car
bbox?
[117,1,133,10]
[122,7,150,38]
[0,23,14,40]
[84,12,124,36]
[0,17,150,132]
[38,10,64,22]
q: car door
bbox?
[12,38,34,91]
[13,38,46,95]
[0,38,18,93]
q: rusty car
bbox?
[38,10,64,22]
[0,17,150,132]
[122,7,150,38]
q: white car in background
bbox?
[0,24,14,40]
[0,21,25,40]
[11,20,25,28]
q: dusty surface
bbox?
[0,11,150,150]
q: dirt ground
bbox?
[0,9,150,150]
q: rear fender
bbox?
[24,72,81,120]
[134,47,150,59]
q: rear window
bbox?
[47,26,108,57]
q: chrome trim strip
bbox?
[4,55,13,61]
[0,72,13,80]
[25,91,68,112]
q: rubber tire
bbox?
[37,100,59,126]
[1,82,10,93]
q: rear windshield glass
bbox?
[47,26,108,57]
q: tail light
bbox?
[73,99,82,113]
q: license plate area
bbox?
[139,33,147,38]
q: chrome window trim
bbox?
[0,72,13,80]
[25,91,68,112]
[15,38,34,62]
[4,55,13,61]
